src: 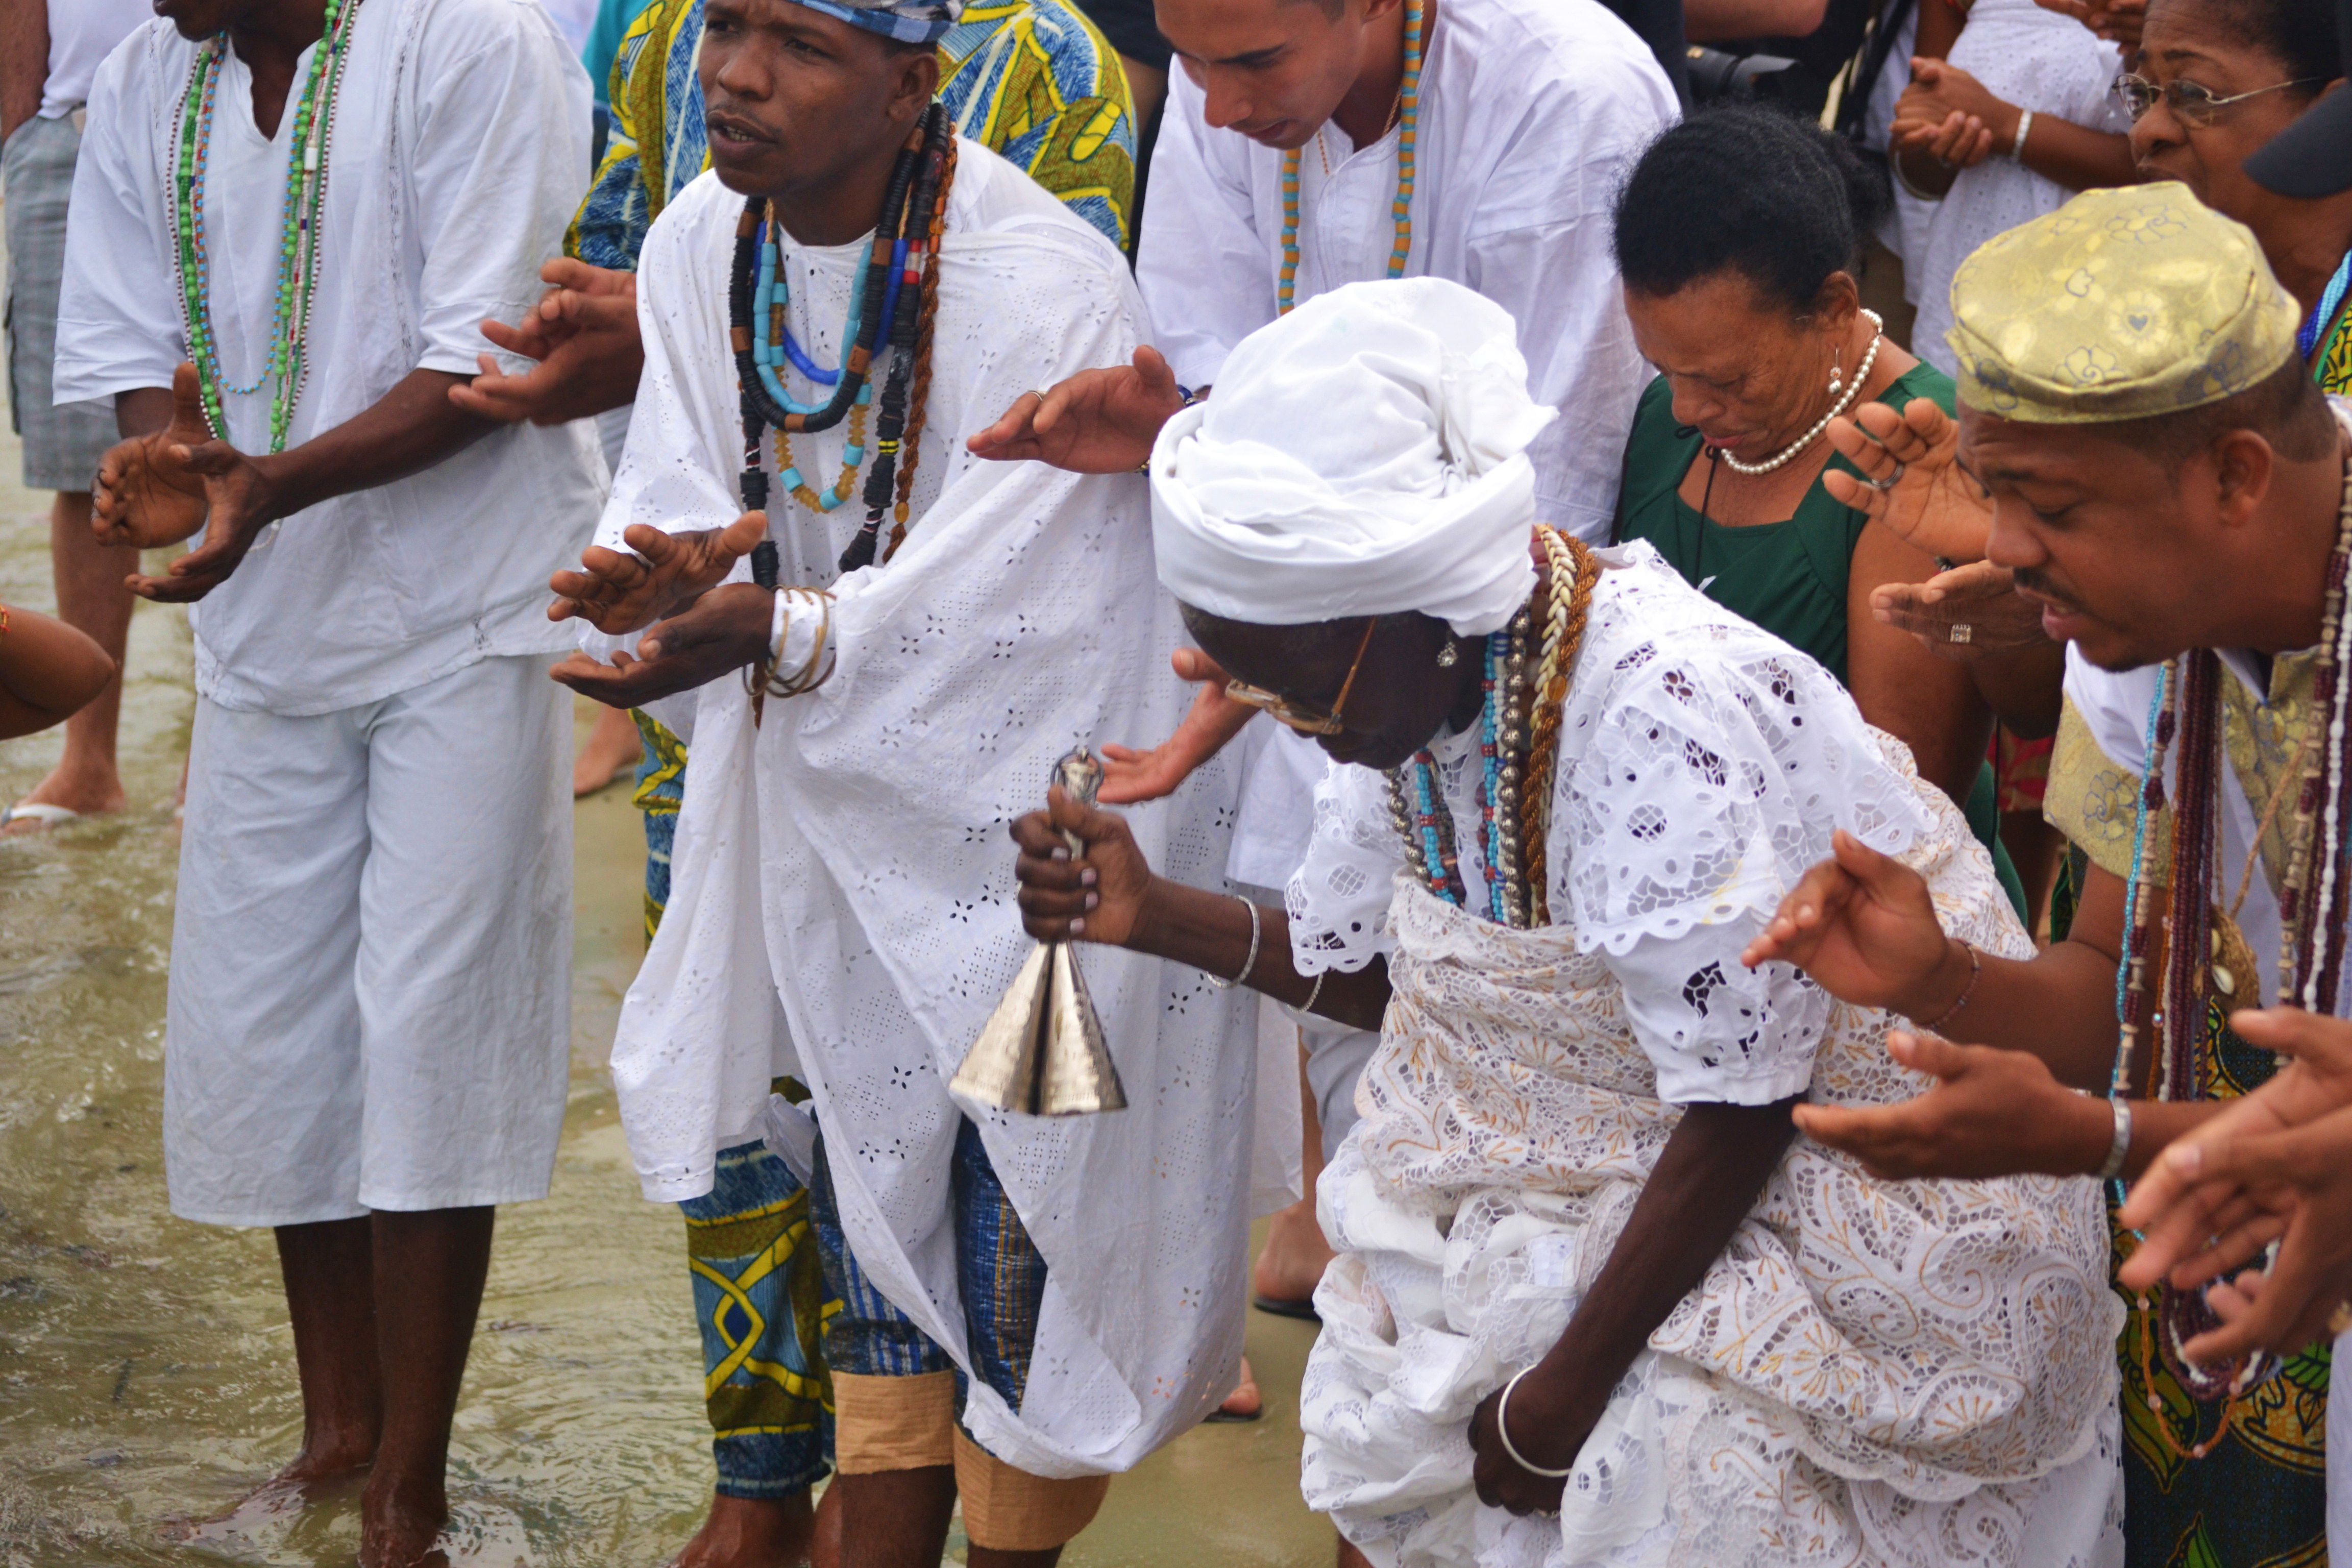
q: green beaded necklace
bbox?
[168,0,365,452]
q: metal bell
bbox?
[949,748,1129,1116]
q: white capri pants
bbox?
[165,654,573,1226]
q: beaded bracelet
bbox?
[1921,940,1981,1034]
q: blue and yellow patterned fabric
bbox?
[808,1118,1049,1412]
[568,0,1135,269]
[682,1137,836,1496]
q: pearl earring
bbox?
[1828,354,1846,398]
[1436,642,1459,667]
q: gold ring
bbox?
[1949,624,1974,645]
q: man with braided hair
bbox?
[548,2,1259,1563]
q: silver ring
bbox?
[1028,387,1052,406]
[1949,623,1974,645]
[1861,459,1906,493]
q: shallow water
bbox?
[0,390,1330,1564]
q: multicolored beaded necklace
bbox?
[1277,0,1424,316]
[727,104,953,582]
[2112,450,2352,1446]
[167,0,365,451]
[1388,527,1595,928]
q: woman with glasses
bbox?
[1012,278,2121,1568]
[2124,0,2347,385]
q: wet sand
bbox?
[0,390,1331,1564]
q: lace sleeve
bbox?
[1285,762,1407,976]
[1561,636,1929,1101]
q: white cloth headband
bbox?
[1149,278,1552,638]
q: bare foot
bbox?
[1213,1356,1262,1421]
[667,1490,815,1568]
[574,702,644,797]
[1252,1197,1336,1307]
[361,1473,450,1568]
[2,760,127,834]
[162,1455,368,1549]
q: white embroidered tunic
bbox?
[602,153,1260,1479]
[1293,546,2123,1567]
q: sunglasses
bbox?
[2112,72,2322,128]
[1224,619,1379,737]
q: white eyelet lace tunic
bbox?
[602,153,1261,1480]
[1293,544,2123,1567]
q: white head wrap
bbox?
[1149,278,1554,636]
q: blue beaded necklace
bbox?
[748,215,908,413]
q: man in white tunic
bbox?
[968,0,1680,1312]
[1011,279,2123,1567]
[546,2,1258,1562]
[52,0,600,1561]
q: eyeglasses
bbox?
[1224,618,1379,737]
[2112,72,2322,128]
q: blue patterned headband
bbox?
[791,0,963,44]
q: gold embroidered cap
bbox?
[1945,182,2300,425]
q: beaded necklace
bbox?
[2112,451,2352,1443]
[1277,0,1424,316]
[1388,528,1597,927]
[727,104,953,583]
[167,0,365,451]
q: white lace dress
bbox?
[1292,544,2123,1567]
[1906,0,2126,374]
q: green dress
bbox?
[1615,366,2029,920]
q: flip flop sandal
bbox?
[1252,1293,1320,1322]
[2,803,83,831]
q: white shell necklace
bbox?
[1718,308,1885,476]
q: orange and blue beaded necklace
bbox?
[1277,0,1424,315]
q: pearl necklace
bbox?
[1717,309,1884,476]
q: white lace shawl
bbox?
[1287,543,1935,1104]
[604,154,1260,1478]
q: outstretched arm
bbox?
[1471,1097,1800,1515]
[111,365,498,603]
[1739,828,2126,1090]
[1098,649,1255,805]
[1012,785,1391,1030]
[0,602,118,740]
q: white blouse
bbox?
[1285,543,1935,1104]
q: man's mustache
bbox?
[2010,568,2070,608]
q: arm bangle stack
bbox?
[1208,895,1261,989]
[2096,1096,2133,1182]
[1495,1368,1576,1478]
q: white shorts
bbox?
[165,655,573,1226]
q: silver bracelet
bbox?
[1494,1367,1575,1479]
[2096,1096,2133,1181]
[1301,971,1326,1015]
[1208,896,1261,989]
[2008,108,2035,162]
